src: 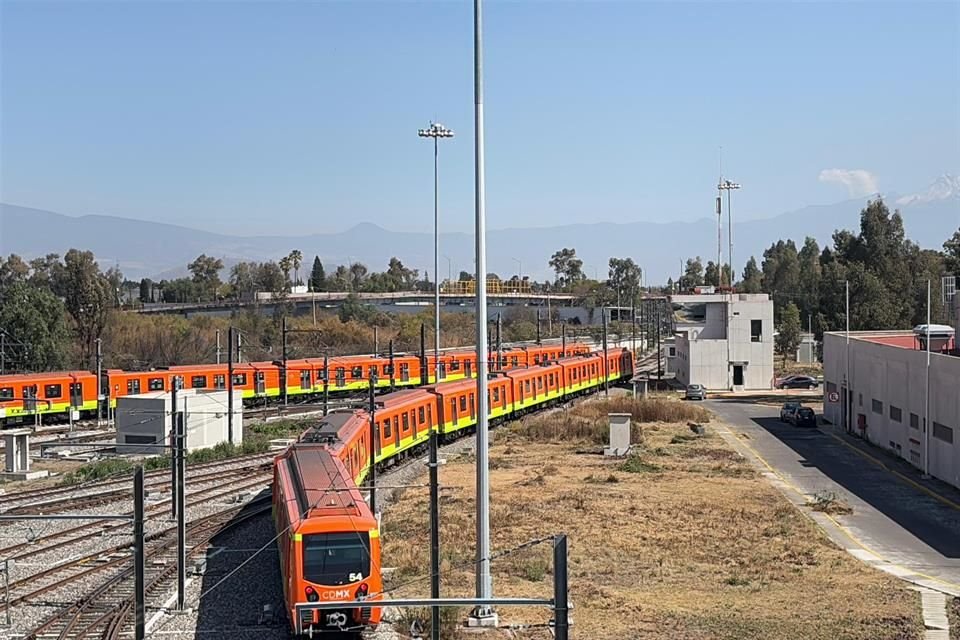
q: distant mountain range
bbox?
[2,176,958,284]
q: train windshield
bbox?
[302,532,371,586]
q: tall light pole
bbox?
[471,0,495,626]
[718,179,741,287]
[511,257,521,280]
[419,122,454,383]
[443,254,453,283]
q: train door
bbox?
[336,368,346,387]
[24,385,37,412]
[70,382,83,408]
[464,360,472,378]
[300,370,311,390]
[470,393,475,420]
[255,371,266,395]
[400,363,409,383]
[450,397,458,426]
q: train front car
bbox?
[274,444,382,637]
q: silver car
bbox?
[685,384,706,401]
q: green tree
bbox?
[289,250,303,286]
[59,249,111,365]
[761,240,800,322]
[549,248,584,289]
[775,302,802,367]
[386,257,418,291]
[278,256,293,289]
[138,278,154,303]
[257,261,286,296]
[188,254,224,301]
[309,256,326,292]
[797,237,822,332]
[944,227,960,278]
[0,254,30,291]
[458,270,474,282]
[704,261,720,288]
[740,257,762,293]
[679,257,704,290]
[229,262,259,299]
[349,262,368,291]
[0,281,70,371]
[607,257,642,307]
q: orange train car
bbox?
[273,442,382,636]
[0,371,98,423]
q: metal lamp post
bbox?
[718,179,741,287]
[419,122,455,383]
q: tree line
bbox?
[678,200,960,358]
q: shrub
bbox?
[619,454,660,474]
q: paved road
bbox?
[707,399,960,596]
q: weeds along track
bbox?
[0,452,276,512]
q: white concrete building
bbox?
[822,330,960,490]
[117,389,243,455]
[671,293,774,390]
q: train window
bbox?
[393,416,399,435]
[127,379,141,394]
[418,407,425,423]
[214,374,226,389]
[336,367,345,381]
[450,359,460,371]
[44,384,62,398]
[233,373,247,385]
[370,365,378,377]
[511,356,519,367]
[402,413,409,431]
[352,366,363,379]
[459,396,467,412]
[0,387,13,399]
[549,373,554,386]
[450,398,457,417]
[24,385,37,397]
[438,362,446,379]
[191,376,207,389]
[537,377,544,390]
[383,419,392,439]
[148,378,164,391]
[493,387,500,403]
[317,368,326,381]
[525,380,531,393]
[534,354,541,364]
[302,532,371,586]
[426,405,432,427]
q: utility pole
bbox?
[631,301,637,356]
[322,353,330,416]
[227,327,234,444]
[389,340,395,391]
[716,192,722,287]
[602,307,609,396]
[536,310,541,345]
[374,327,379,355]
[553,535,569,640]
[428,427,441,640]
[95,337,103,426]
[470,0,495,624]
[561,323,566,356]
[496,313,502,370]
[420,323,428,385]
[216,329,221,365]
[845,280,850,433]
[656,305,662,381]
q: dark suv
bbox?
[794,407,817,428]
[780,402,801,423]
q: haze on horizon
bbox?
[1,1,958,236]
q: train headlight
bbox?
[355,582,368,599]
[305,586,319,602]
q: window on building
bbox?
[668,347,677,357]
[750,320,763,342]
[148,377,164,391]
[191,376,207,389]
[910,413,920,429]
[889,406,902,423]
[127,379,141,394]
[871,399,883,414]
[44,384,62,398]
[932,422,954,444]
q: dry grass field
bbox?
[380,396,923,639]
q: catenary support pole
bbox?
[561,323,566,356]
[536,309,541,345]
[389,340,395,391]
[134,466,146,640]
[845,280,850,432]
[420,323,428,386]
[602,307,609,396]
[95,338,103,426]
[322,354,330,416]
[368,375,377,513]
[496,313,502,371]
[656,306,662,381]
[216,329,221,365]
[281,316,288,406]
[471,0,494,621]
[429,428,441,640]
[227,326,234,444]
[170,378,179,519]
[553,534,569,640]
[924,279,931,477]
[374,326,379,356]
[176,401,186,610]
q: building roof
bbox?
[826,330,957,353]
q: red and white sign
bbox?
[827,391,840,403]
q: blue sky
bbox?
[1,0,958,235]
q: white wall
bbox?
[118,390,243,455]
[823,332,960,489]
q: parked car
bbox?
[685,384,706,401]
[794,407,817,428]
[780,401,801,423]
[778,375,819,390]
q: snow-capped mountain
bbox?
[896,174,960,206]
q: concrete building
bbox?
[822,330,960,490]
[796,333,818,364]
[117,389,243,455]
[671,293,774,390]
